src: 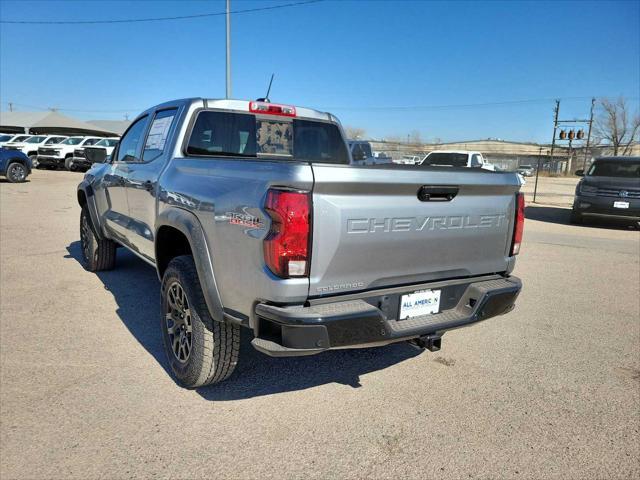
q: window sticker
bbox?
[145,115,174,151]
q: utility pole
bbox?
[582,97,595,172]
[225,0,232,99]
[8,102,13,112]
[534,99,559,203]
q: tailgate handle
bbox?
[418,185,458,202]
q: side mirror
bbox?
[104,155,112,163]
[575,169,584,176]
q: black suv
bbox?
[572,156,640,226]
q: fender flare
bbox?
[155,207,225,323]
[77,180,104,239]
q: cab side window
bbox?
[116,116,148,163]
[143,109,178,162]
[471,154,483,167]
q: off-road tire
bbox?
[80,205,116,271]
[161,255,240,388]
[5,162,27,183]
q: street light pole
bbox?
[226,0,232,99]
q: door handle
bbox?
[417,185,459,202]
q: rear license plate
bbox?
[614,201,630,209]
[399,289,441,320]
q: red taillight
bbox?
[249,101,296,117]
[511,193,525,255]
[263,188,311,278]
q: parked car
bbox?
[3,135,68,165]
[37,136,102,170]
[419,150,496,171]
[517,165,535,177]
[571,156,640,226]
[69,137,119,171]
[77,98,523,388]
[0,133,31,148]
[0,149,31,183]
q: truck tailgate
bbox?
[309,165,521,297]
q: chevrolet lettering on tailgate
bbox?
[346,214,507,234]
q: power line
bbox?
[0,0,324,25]
[322,96,639,112]
[5,96,638,115]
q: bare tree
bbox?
[593,97,640,156]
[344,126,366,140]
[385,135,402,144]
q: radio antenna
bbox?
[265,73,274,102]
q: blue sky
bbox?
[1,0,638,142]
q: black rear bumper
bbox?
[251,276,521,357]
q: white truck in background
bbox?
[419,150,496,171]
[37,136,103,170]
[3,135,68,165]
[348,140,392,165]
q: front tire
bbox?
[161,256,240,388]
[80,206,116,271]
[29,155,38,168]
[5,162,27,183]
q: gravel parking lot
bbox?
[1,171,638,479]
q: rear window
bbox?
[187,111,348,164]
[422,152,469,167]
[588,160,640,177]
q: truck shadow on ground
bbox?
[66,241,422,400]
[525,205,638,230]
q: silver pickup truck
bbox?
[77,98,524,388]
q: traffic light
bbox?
[568,129,575,140]
[577,129,584,139]
[559,130,567,140]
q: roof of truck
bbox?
[140,98,339,124]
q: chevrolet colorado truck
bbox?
[77,98,524,388]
